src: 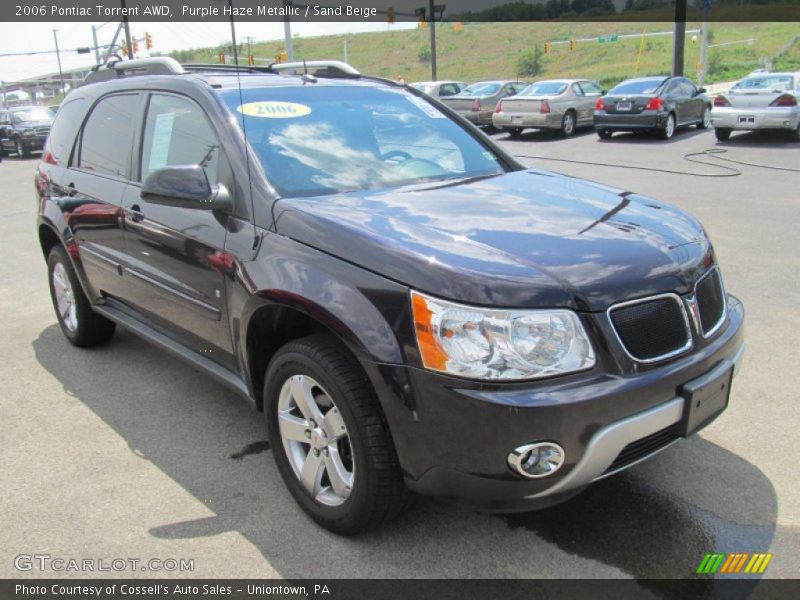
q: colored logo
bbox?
[696,552,773,575]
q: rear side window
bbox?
[140,94,220,184]
[46,98,86,166]
[78,94,138,178]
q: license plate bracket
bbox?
[678,360,733,437]
[511,116,523,125]
[616,102,632,111]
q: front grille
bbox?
[34,127,50,136]
[695,269,725,336]
[604,424,679,474]
[609,295,691,362]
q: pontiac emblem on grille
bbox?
[686,295,702,334]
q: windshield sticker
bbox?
[238,101,312,119]
[148,112,175,173]
[407,96,446,119]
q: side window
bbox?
[665,79,681,95]
[78,94,138,178]
[440,84,458,97]
[681,80,697,96]
[579,81,603,96]
[140,94,220,184]
[572,83,585,96]
[47,98,86,166]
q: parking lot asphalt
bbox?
[1,125,798,585]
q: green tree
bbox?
[517,46,544,77]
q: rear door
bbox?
[66,93,140,300]
[679,78,703,123]
[119,91,234,367]
[577,81,603,124]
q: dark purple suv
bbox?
[35,58,744,535]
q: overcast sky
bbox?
[0,21,417,83]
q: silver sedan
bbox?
[439,80,528,126]
[711,71,800,142]
[409,80,467,99]
[493,79,605,137]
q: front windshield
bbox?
[610,79,666,95]
[222,85,506,198]
[460,83,501,97]
[520,81,568,96]
[12,108,55,124]
[733,75,794,91]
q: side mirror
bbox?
[141,165,232,212]
[697,87,707,95]
[601,90,607,96]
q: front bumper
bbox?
[711,106,800,131]
[368,295,744,512]
[594,110,667,131]
[19,136,47,152]
[492,112,562,130]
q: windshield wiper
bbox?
[409,172,503,191]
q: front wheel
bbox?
[16,139,29,159]
[715,127,732,142]
[265,333,409,535]
[47,245,115,346]
[697,105,711,129]
[660,113,676,139]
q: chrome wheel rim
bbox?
[702,108,711,128]
[278,374,354,507]
[16,141,23,156]
[563,113,574,135]
[665,115,675,138]
[52,262,78,332]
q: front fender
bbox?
[235,232,412,397]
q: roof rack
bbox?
[268,60,360,77]
[82,57,186,86]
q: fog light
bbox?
[508,442,565,479]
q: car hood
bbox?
[17,120,52,127]
[273,169,712,311]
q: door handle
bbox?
[125,204,145,223]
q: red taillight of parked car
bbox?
[713,95,731,107]
[769,94,798,107]
[471,99,482,112]
[540,100,551,114]
[595,97,605,110]
[645,97,665,110]
[495,100,503,113]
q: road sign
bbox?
[598,34,619,44]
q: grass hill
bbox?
[169,21,800,88]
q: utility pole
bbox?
[52,30,65,98]
[91,25,101,65]
[672,0,687,76]
[429,0,437,80]
[120,0,133,61]
[243,35,254,58]
[699,12,709,87]
[283,0,294,61]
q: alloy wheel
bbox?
[664,114,675,139]
[563,112,575,136]
[52,261,78,332]
[278,374,354,507]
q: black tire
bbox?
[715,127,732,142]
[659,113,676,140]
[264,333,409,535]
[47,245,116,347]
[560,110,577,136]
[697,105,711,129]
[597,129,613,140]
[790,124,800,143]
[15,139,29,159]
[506,127,523,137]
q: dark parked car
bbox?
[0,105,55,158]
[594,76,712,140]
[37,58,744,535]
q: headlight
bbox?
[411,291,595,380]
